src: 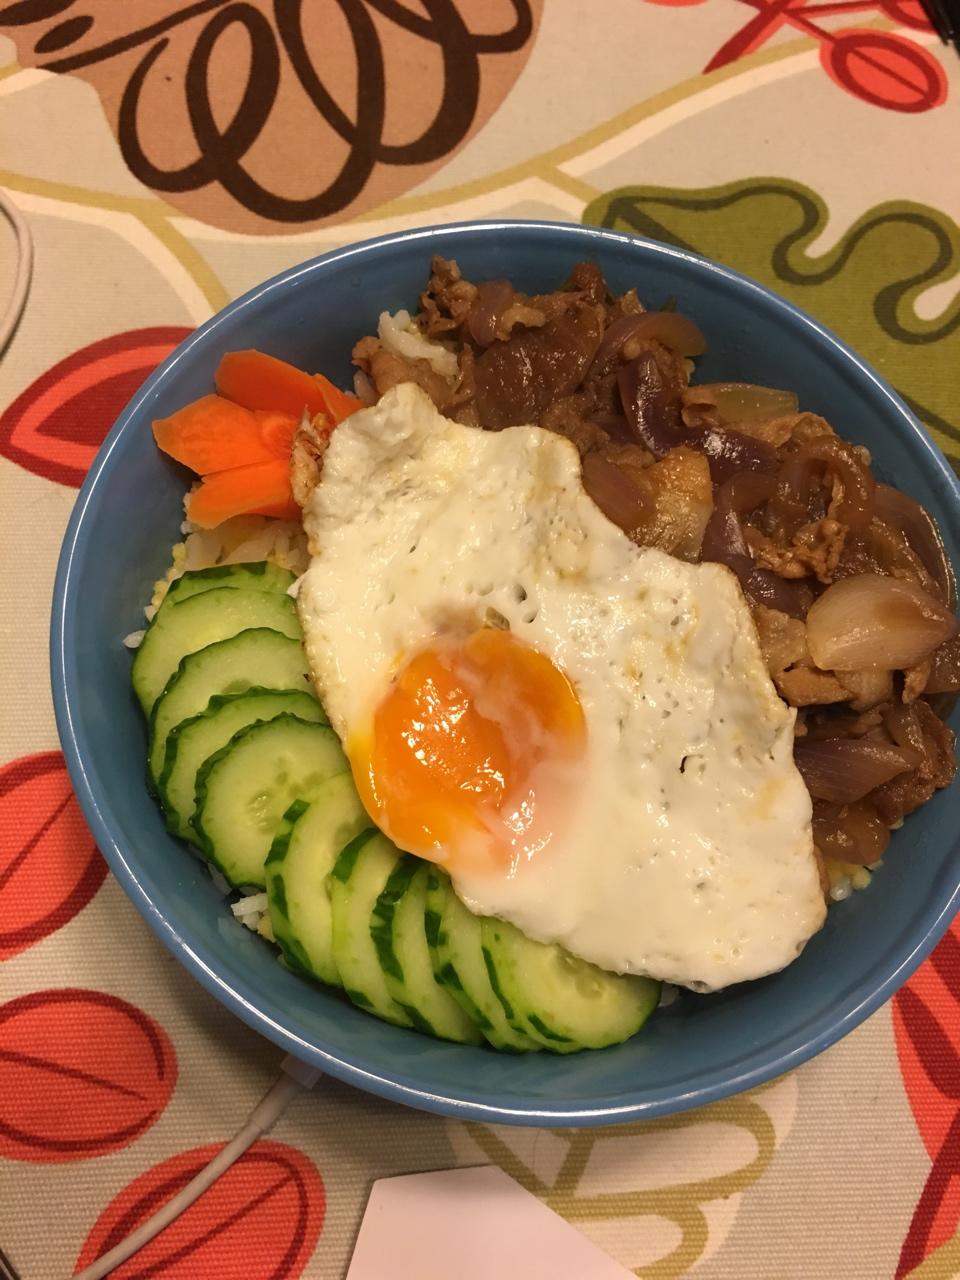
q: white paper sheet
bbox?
[346,1164,636,1279]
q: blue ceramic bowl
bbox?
[52,221,960,1125]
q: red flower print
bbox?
[702,0,946,114]
[74,1140,325,1278]
[0,327,190,487]
[0,751,107,961]
[894,922,960,1274]
[0,988,177,1163]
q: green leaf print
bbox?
[584,180,960,471]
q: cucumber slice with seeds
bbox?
[373,860,483,1044]
[194,714,347,888]
[165,562,295,605]
[147,629,311,785]
[480,917,661,1052]
[424,871,539,1053]
[330,830,411,1027]
[133,586,299,713]
[265,775,371,986]
[159,688,324,843]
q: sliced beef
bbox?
[473,303,605,429]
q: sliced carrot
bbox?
[185,458,298,529]
[152,395,280,473]
[312,372,363,424]
[216,350,328,419]
[215,349,362,425]
[153,394,300,482]
[253,408,300,458]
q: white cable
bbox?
[0,187,32,357]
[73,1055,322,1280]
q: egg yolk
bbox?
[350,628,586,875]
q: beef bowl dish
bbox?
[52,221,960,1123]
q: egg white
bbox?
[298,383,825,991]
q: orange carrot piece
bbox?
[216,350,328,419]
[312,372,363,424]
[185,458,298,529]
[152,395,280,473]
[253,409,299,458]
[215,349,362,425]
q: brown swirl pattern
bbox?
[0,0,541,233]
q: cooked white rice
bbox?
[230,891,274,941]
[378,309,458,378]
[145,509,310,621]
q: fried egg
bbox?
[297,383,825,991]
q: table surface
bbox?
[1,5,959,1278]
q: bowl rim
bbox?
[51,218,960,1125]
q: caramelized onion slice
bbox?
[812,800,891,865]
[690,424,779,484]
[581,453,649,534]
[596,311,706,367]
[690,382,799,424]
[806,574,959,671]
[874,483,956,607]
[866,519,941,596]
[641,311,706,357]
[795,737,913,803]
[618,354,683,455]
[593,314,646,368]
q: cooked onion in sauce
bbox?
[687,382,799,425]
[806,574,958,671]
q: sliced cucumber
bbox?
[265,774,371,987]
[424,871,539,1053]
[165,561,295,605]
[330,830,412,1027]
[194,714,347,888]
[373,860,483,1044]
[133,586,299,713]
[147,628,311,785]
[159,688,324,843]
[480,917,661,1053]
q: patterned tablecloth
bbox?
[1,4,959,1277]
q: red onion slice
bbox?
[795,737,913,803]
[595,311,706,368]
[618,354,683,455]
[874,483,956,607]
[620,361,778,484]
[689,424,780,485]
[700,472,811,617]
[593,314,648,369]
